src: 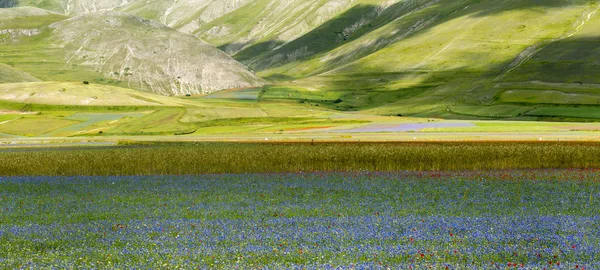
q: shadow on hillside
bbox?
[312,0,580,76]
[261,68,501,113]
[499,36,600,84]
[224,0,588,75]
[0,0,17,8]
[228,4,384,70]
[226,40,284,62]
[269,34,600,114]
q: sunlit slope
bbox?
[226,0,431,73]
[120,0,256,33]
[192,0,357,54]
[259,0,600,116]
[0,8,264,96]
[1,0,358,54]
[0,8,56,83]
[265,0,596,77]
[5,1,600,119]
[0,6,66,34]
[0,63,39,83]
[502,9,600,85]
[0,5,59,20]
[0,82,184,106]
[48,11,264,96]
[0,0,126,14]
[0,7,96,84]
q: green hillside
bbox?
[0,0,126,14]
[251,0,600,119]
[0,81,185,106]
[0,7,264,96]
[48,11,264,96]
[3,1,600,120]
[0,62,39,83]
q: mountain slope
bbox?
[503,9,600,85]
[120,0,255,33]
[253,0,600,116]
[190,0,357,54]
[0,81,184,106]
[5,1,600,119]
[48,11,264,95]
[3,0,361,58]
[0,6,66,29]
[0,8,264,96]
[0,62,39,83]
[0,0,126,14]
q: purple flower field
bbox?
[1,170,599,268]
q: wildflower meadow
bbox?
[1,170,598,268]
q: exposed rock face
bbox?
[122,0,255,33]
[2,0,360,57]
[0,28,41,37]
[48,11,264,96]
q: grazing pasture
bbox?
[0,170,598,268]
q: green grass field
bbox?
[0,117,79,136]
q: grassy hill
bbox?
[0,62,39,83]
[0,7,264,96]
[48,11,264,95]
[249,0,600,119]
[4,1,600,121]
[117,0,600,119]
[0,0,126,14]
[0,81,186,106]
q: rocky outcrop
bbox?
[49,11,264,96]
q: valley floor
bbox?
[1,96,600,143]
[1,170,598,268]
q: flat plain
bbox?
[1,165,598,268]
[0,142,599,268]
[2,1,600,268]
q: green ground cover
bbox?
[0,117,79,136]
[0,63,38,83]
[42,113,147,137]
[204,88,263,100]
[0,99,165,113]
[0,33,116,85]
[103,109,195,136]
[0,82,185,106]
[499,90,600,105]
[525,107,600,119]
[0,8,68,29]
[449,105,534,118]
[420,121,571,133]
